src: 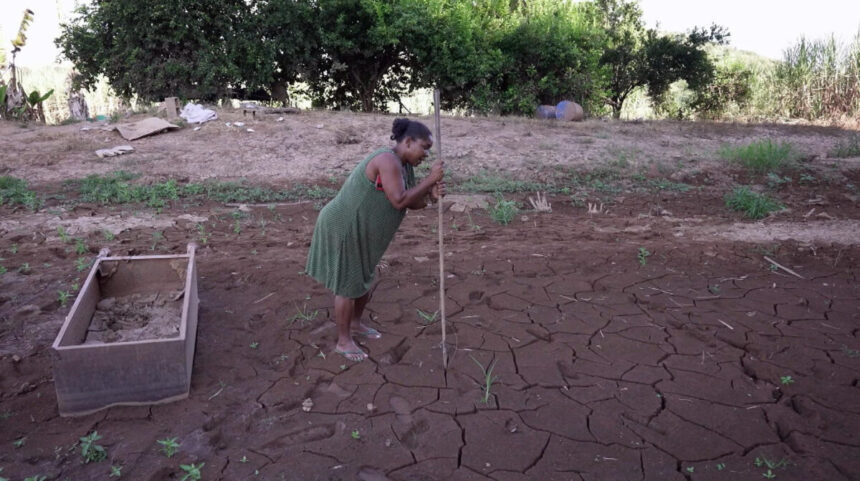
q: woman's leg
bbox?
[350,290,381,339]
[334,295,367,361]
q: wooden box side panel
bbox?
[53,340,188,416]
[182,252,199,389]
[54,261,102,347]
[99,257,187,298]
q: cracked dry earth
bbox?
[1,189,859,481]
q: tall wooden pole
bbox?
[433,89,447,368]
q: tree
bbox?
[305,0,418,112]
[56,0,251,102]
[595,0,728,118]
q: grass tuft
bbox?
[719,139,796,173]
[724,186,783,219]
[0,176,42,210]
[488,196,519,225]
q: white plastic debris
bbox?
[246,128,255,133]
[276,117,285,122]
[234,122,245,127]
[193,126,201,131]
[95,145,134,158]
[225,122,232,127]
[180,103,218,124]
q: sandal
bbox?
[351,325,382,339]
[334,347,368,362]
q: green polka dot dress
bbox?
[306,148,415,298]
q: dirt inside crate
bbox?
[84,290,184,343]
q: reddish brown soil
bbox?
[1,115,860,481]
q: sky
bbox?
[2,0,860,66]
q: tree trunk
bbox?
[68,92,89,121]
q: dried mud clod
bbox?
[84,290,184,344]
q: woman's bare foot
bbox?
[334,339,368,362]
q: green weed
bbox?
[0,176,42,210]
[157,437,180,458]
[18,263,31,274]
[80,431,107,463]
[780,375,795,385]
[288,304,319,325]
[75,257,91,272]
[841,345,860,358]
[9,244,18,254]
[637,247,651,266]
[58,290,71,307]
[13,437,26,448]
[350,429,361,440]
[74,238,88,255]
[57,226,70,243]
[102,230,115,241]
[196,224,210,245]
[719,139,796,173]
[0,266,6,276]
[110,465,123,478]
[416,309,439,326]
[150,231,164,251]
[179,462,204,481]
[724,187,783,219]
[470,355,499,404]
[765,172,791,190]
[489,197,518,225]
[249,341,259,349]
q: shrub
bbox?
[489,197,519,225]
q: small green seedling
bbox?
[18,263,30,274]
[179,462,204,481]
[157,437,180,458]
[249,342,259,349]
[102,230,115,241]
[351,430,361,440]
[0,266,6,275]
[110,465,123,478]
[74,238,87,255]
[75,257,90,272]
[196,224,210,245]
[470,355,499,404]
[716,463,726,471]
[489,197,518,225]
[80,431,107,463]
[71,282,80,292]
[780,375,794,385]
[13,436,26,448]
[9,244,18,254]
[233,219,242,235]
[239,455,249,463]
[685,466,694,473]
[841,345,860,358]
[762,470,776,479]
[287,304,319,325]
[416,308,439,326]
[150,231,164,251]
[57,226,70,243]
[708,284,720,295]
[637,247,651,266]
[58,290,71,306]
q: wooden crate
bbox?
[51,244,199,416]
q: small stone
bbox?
[12,354,21,363]
[366,403,376,412]
[302,398,314,412]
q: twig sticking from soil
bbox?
[717,319,734,330]
[254,292,275,304]
[763,256,805,279]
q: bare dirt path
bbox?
[0,113,859,480]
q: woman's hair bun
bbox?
[391,118,410,140]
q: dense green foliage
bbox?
[56,0,735,117]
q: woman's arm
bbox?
[378,155,443,210]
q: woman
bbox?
[306,118,444,361]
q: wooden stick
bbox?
[763,256,805,279]
[434,89,447,369]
